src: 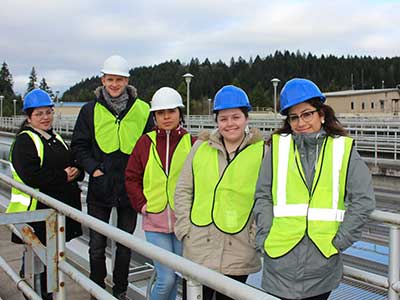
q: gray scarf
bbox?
[101,86,129,115]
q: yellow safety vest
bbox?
[191,140,264,234]
[6,130,68,213]
[264,134,353,258]
[143,131,192,213]
[94,100,150,155]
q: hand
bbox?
[92,169,104,177]
[64,167,81,182]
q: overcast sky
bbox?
[1,0,400,96]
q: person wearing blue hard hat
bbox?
[174,85,266,300]
[6,88,83,299]
[254,78,375,300]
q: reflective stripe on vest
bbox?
[94,100,150,155]
[264,134,353,258]
[6,131,68,213]
[191,140,264,234]
[143,131,192,213]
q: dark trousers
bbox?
[88,203,137,294]
[277,292,331,300]
[203,275,248,300]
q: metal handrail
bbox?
[0,173,275,300]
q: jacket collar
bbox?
[154,125,188,137]
[199,127,264,151]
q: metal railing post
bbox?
[374,130,378,167]
[388,225,400,300]
[187,279,203,300]
[56,213,66,300]
[46,211,58,294]
[111,207,117,278]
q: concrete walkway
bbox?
[0,225,90,300]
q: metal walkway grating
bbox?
[330,277,386,300]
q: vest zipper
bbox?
[165,130,172,232]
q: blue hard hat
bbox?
[279,78,325,115]
[23,89,54,112]
[213,85,252,112]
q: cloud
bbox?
[1,0,400,95]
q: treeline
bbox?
[2,51,400,116]
[62,50,400,113]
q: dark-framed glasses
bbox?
[32,109,54,118]
[287,109,319,124]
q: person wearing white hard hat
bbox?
[71,55,153,300]
[125,87,195,300]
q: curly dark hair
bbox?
[267,98,347,145]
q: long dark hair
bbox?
[267,98,347,144]
[17,108,34,133]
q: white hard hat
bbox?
[150,87,184,112]
[101,55,130,77]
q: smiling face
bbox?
[216,108,248,144]
[287,102,324,134]
[101,74,129,98]
[28,107,54,131]
[154,108,181,130]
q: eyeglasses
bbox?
[287,109,319,124]
[32,110,54,118]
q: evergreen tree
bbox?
[27,66,38,93]
[39,78,54,98]
[0,62,14,96]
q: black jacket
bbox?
[71,87,153,207]
[11,126,83,244]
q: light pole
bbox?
[182,73,194,129]
[271,78,281,121]
[0,95,4,118]
[13,99,17,117]
[208,98,212,116]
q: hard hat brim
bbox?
[149,104,184,112]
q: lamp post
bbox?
[182,73,194,129]
[0,95,4,118]
[55,90,60,103]
[208,98,212,116]
[271,78,281,121]
[13,99,17,117]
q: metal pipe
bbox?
[0,256,42,300]
[56,214,66,300]
[388,226,400,300]
[59,261,118,300]
[344,265,388,289]
[187,279,203,300]
[0,173,276,300]
[370,210,400,226]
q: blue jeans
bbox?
[145,231,182,300]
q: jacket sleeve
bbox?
[253,146,274,253]
[125,135,149,212]
[12,134,68,188]
[174,140,201,241]
[71,103,101,175]
[333,148,376,251]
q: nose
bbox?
[297,117,306,126]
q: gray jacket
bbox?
[253,130,375,299]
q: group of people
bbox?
[6,54,375,300]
